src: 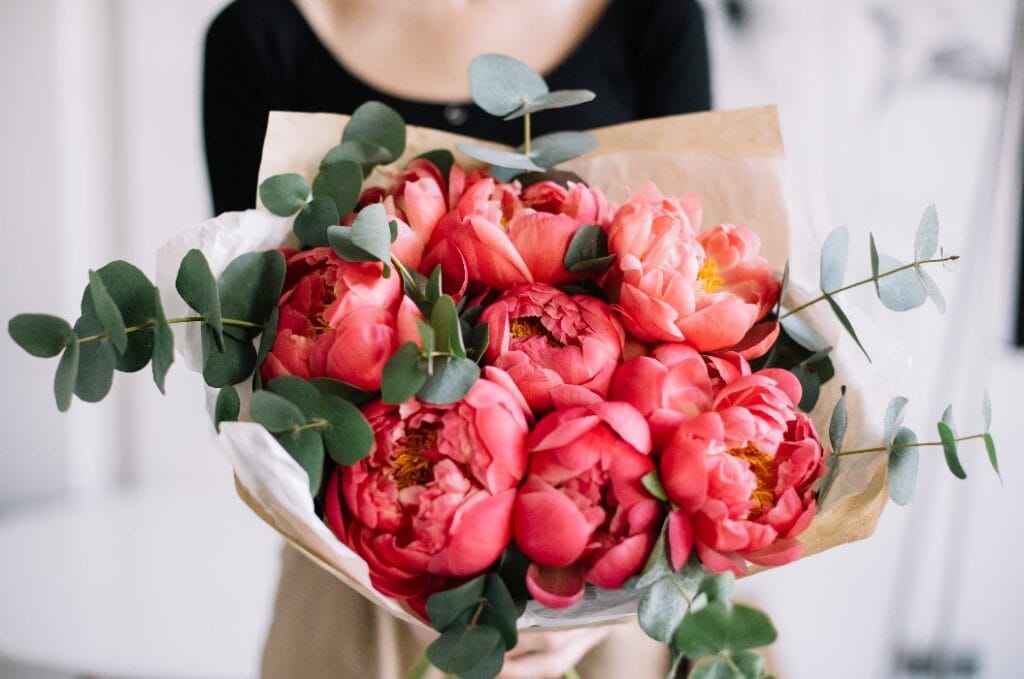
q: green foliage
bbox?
[883,396,910,448]
[8,314,72,358]
[825,295,870,362]
[381,342,429,404]
[455,143,544,172]
[176,249,223,350]
[427,576,487,631]
[887,426,919,506]
[202,330,257,388]
[312,159,362,219]
[642,470,669,501]
[938,406,966,480]
[635,529,705,643]
[87,269,128,354]
[217,250,285,342]
[214,386,240,432]
[432,295,467,359]
[418,356,481,405]
[259,173,309,216]
[277,428,325,496]
[250,390,306,432]
[505,90,596,119]
[293,196,341,248]
[328,203,394,275]
[342,101,406,162]
[322,140,393,178]
[427,624,503,675]
[468,54,594,120]
[564,224,615,273]
[751,324,833,412]
[914,205,939,260]
[689,651,767,679]
[72,314,115,402]
[53,339,79,412]
[81,261,158,373]
[415,149,456,178]
[150,287,174,393]
[673,600,777,659]
[527,131,598,168]
[816,387,846,503]
[320,395,374,465]
[876,255,927,311]
[819,226,848,293]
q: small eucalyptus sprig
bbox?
[457,54,598,178]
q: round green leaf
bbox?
[277,428,325,496]
[455,142,545,172]
[311,377,373,404]
[431,294,466,358]
[426,623,502,674]
[150,286,174,394]
[917,266,946,313]
[937,416,965,480]
[638,576,690,642]
[176,249,223,350]
[983,433,1000,479]
[381,342,428,404]
[81,261,157,373]
[255,306,279,374]
[218,250,285,339]
[250,390,307,433]
[819,226,848,293]
[202,330,257,388]
[724,604,778,651]
[342,101,406,161]
[53,340,80,412]
[321,395,374,465]
[214,386,240,432]
[828,387,848,453]
[915,204,939,260]
[72,314,116,403]
[689,657,733,679]
[427,576,486,631]
[480,574,519,649]
[87,269,127,354]
[883,396,910,448]
[456,640,505,679]
[266,375,324,418]
[322,140,393,177]
[468,54,548,117]
[887,426,919,506]
[414,149,455,179]
[293,196,341,248]
[8,314,72,358]
[641,470,668,501]
[502,89,596,120]
[417,356,480,405]
[699,572,736,604]
[259,173,309,216]
[312,159,362,218]
[349,203,394,268]
[876,254,927,311]
[527,131,598,169]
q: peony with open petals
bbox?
[659,369,826,575]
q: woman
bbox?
[203,1,711,676]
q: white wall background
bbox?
[0,0,1021,677]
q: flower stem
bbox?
[720,652,743,677]
[406,650,433,679]
[523,113,532,156]
[293,419,328,434]
[779,255,959,319]
[836,433,985,457]
[563,669,581,679]
[76,316,262,344]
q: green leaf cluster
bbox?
[249,376,373,495]
[259,101,407,247]
[327,203,396,276]
[425,572,521,679]
[380,269,489,406]
[750,321,833,412]
[459,54,598,177]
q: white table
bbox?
[0,478,282,678]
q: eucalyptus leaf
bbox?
[527,131,598,169]
[457,642,505,679]
[876,254,927,311]
[503,89,596,119]
[825,296,870,361]
[883,396,910,448]
[674,601,777,658]
[214,386,240,432]
[455,143,545,172]
[414,149,455,178]
[311,159,362,218]
[828,387,848,453]
[54,340,80,412]
[689,657,733,679]
[321,395,374,465]
[87,270,128,354]
[982,390,992,431]
[266,375,324,418]
[293,196,341,248]
[641,470,668,501]
[218,250,286,339]
[914,204,939,260]
[150,286,174,394]
[730,650,768,678]
[250,390,307,433]
[938,420,965,480]
[8,314,73,358]
[983,433,1000,479]
[426,266,443,304]
[816,452,840,505]
[564,224,614,273]
[789,365,820,413]
[819,226,849,293]
[417,356,480,405]
[427,576,487,631]
[778,314,830,353]
[202,330,257,388]
[479,574,519,649]
[638,576,690,643]
[349,203,394,273]
[426,623,502,674]
[176,249,223,350]
[468,54,548,117]
[469,323,490,363]
[869,233,880,295]
[81,261,157,373]
[255,307,279,375]
[382,342,429,404]
[321,140,392,177]
[311,377,373,404]
[342,101,406,161]
[72,314,115,403]
[277,428,325,496]
[916,267,946,313]
[776,260,790,315]
[431,295,466,358]
[699,572,736,604]
[888,426,919,505]
[259,173,309,216]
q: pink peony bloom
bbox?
[512,402,661,608]
[325,369,531,609]
[659,369,826,575]
[480,283,625,414]
[606,182,701,268]
[612,222,780,351]
[522,180,613,226]
[609,343,751,449]
[260,247,419,391]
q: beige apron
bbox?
[261,545,671,679]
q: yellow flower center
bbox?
[726,443,776,519]
[697,258,724,294]
[391,424,439,489]
[509,316,564,346]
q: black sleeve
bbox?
[635,0,712,116]
[202,2,276,215]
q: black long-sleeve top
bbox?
[202,0,712,215]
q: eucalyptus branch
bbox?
[523,112,532,156]
[836,433,985,457]
[76,315,263,344]
[780,254,959,319]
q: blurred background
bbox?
[0,1,1021,677]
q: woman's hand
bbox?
[498,626,611,679]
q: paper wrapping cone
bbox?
[167,107,903,629]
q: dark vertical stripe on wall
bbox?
[1017,132,1024,345]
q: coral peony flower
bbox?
[325,369,531,608]
[260,247,418,391]
[480,283,625,413]
[606,181,701,268]
[660,369,826,575]
[512,402,661,608]
[522,180,613,226]
[609,343,750,449]
[613,222,780,351]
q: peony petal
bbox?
[696,542,748,576]
[586,533,655,589]
[667,511,694,570]
[513,482,592,567]
[743,539,805,567]
[435,490,515,576]
[525,564,585,609]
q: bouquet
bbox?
[7,55,1001,679]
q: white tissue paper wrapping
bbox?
[154,108,908,630]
